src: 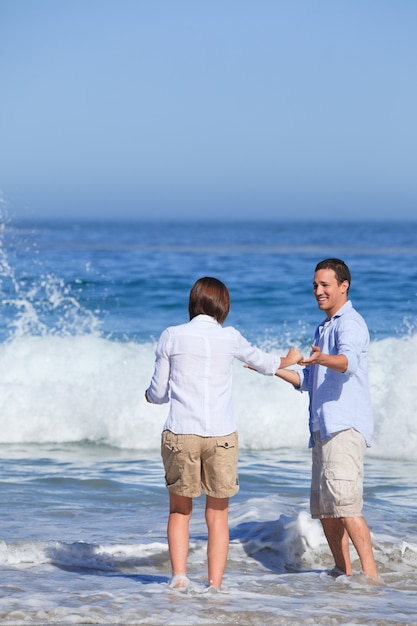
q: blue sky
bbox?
[1,0,416,221]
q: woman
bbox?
[145,276,301,589]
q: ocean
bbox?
[0,216,416,625]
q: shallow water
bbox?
[0,445,416,625]
[0,218,417,623]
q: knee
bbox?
[170,506,192,517]
[169,494,193,516]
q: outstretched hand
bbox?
[286,347,303,364]
[244,346,304,373]
[299,344,321,366]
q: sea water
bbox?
[0,216,416,625]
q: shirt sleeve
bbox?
[336,317,368,376]
[233,329,281,375]
[297,366,309,392]
[145,329,171,404]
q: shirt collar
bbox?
[190,314,219,325]
[319,300,352,330]
[329,299,352,321]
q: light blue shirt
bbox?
[298,301,374,447]
[146,314,281,437]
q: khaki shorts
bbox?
[310,428,366,519]
[161,430,239,499]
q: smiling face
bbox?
[313,268,349,319]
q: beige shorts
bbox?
[161,430,239,499]
[310,428,366,519]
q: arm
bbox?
[245,347,303,387]
[277,347,303,369]
[299,344,348,373]
[275,367,301,388]
[145,329,171,404]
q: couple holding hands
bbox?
[146,260,379,590]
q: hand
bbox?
[299,344,321,366]
[286,347,303,364]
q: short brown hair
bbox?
[188,277,230,324]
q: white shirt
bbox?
[146,314,281,436]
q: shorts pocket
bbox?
[161,432,184,488]
[204,434,239,496]
[161,431,183,453]
[216,439,235,450]
[215,432,238,451]
[323,464,358,508]
[324,464,352,481]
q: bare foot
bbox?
[169,574,189,589]
[328,566,349,578]
[362,572,385,585]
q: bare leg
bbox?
[321,516,378,578]
[205,496,229,589]
[321,517,353,575]
[167,492,192,585]
[342,516,379,578]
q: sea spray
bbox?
[0,330,416,459]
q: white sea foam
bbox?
[0,494,416,625]
[0,332,416,459]
[1,506,415,576]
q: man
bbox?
[276,258,379,579]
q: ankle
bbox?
[169,574,189,588]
